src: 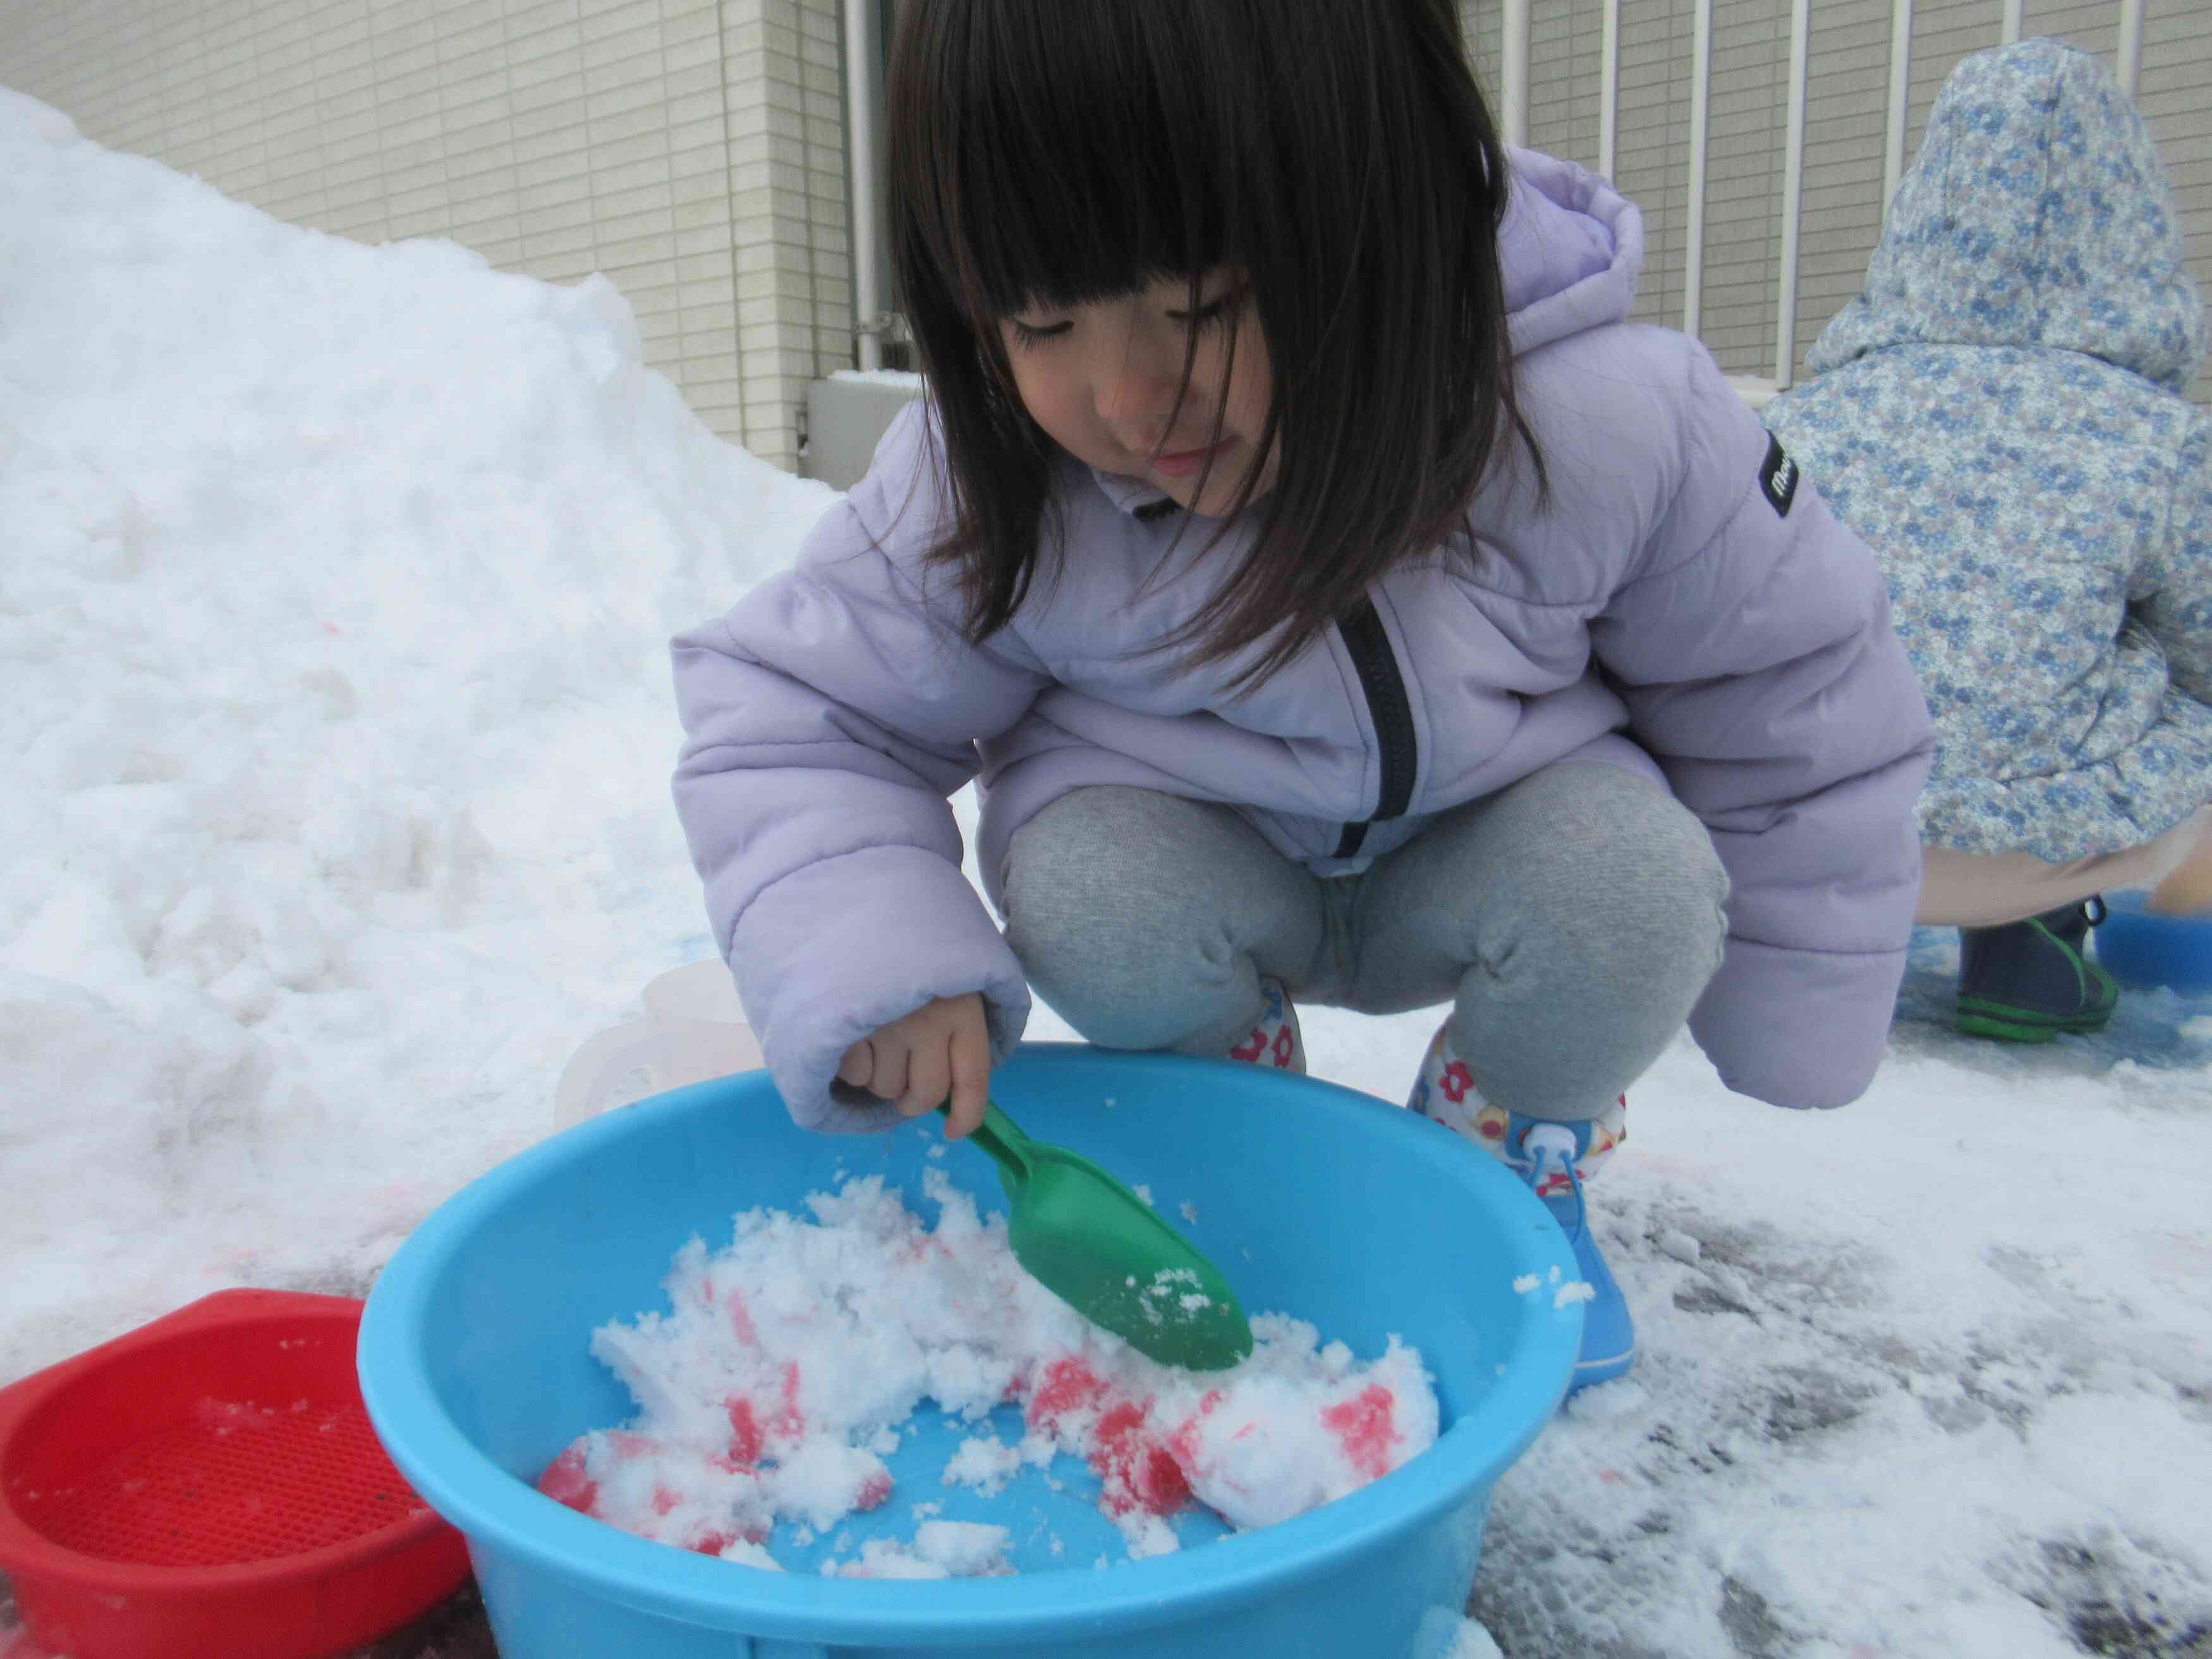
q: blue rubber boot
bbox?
[1411,1026,1635,1393]
[1516,1120,1636,1392]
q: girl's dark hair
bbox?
[886,0,1540,685]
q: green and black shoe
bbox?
[1955,897,2120,1043]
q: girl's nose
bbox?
[1097,358,1186,451]
[1095,337,1189,451]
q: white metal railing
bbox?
[2117,0,2144,97]
[1500,0,1530,145]
[1776,0,1810,392]
[1416,1,2157,393]
[1597,0,1620,179]
[1682,0,1712,340]
[1884,0,1916,212]
[844,0,887,372]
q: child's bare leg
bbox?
[1917,808,2212,923]
[2148,813,2212,915]
[1000,786,1325,1055]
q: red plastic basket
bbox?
[0,1290,469,1659]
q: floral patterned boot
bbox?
[1409,1021,1634,1392]
[1225,976,1304,1074]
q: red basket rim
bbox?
[0,1289,458,1596]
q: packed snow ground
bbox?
[3,88,2208,1659]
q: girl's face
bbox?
[997,269,1277,517]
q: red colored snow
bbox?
[774,1361,806,1440]
[1093,1400,1146,1445]
[1090,1398,1191,1517]
[856,1472,894,1510]
[726,1397,763,1465]
[727,1289,758,1345]
[723,1362,806,1464]
[1320,1383,1399,1480]
[690,1530,738,1555]
[1165,1389,1224,1473]
[607,1430,658,1460]
[1027,1356,1108,1428]
[535,1443,598,1514]
[651,1486,679,1517]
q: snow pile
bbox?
[0,87,830,1381]
[540,1174,1437,1570]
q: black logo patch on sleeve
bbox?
[1759,432,1799,518]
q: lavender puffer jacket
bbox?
[672,149,1936,1132]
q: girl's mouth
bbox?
[1150,437,1234,478]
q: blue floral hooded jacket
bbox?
[1766,39,2211,863]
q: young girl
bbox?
[672,0,1935,1391]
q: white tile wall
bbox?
[0,0,855,468]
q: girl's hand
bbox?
[837,994,993,1138]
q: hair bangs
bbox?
[901,0,1246,327]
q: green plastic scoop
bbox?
[942,1100,1254,1371]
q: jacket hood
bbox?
[1498,147,1644,355]
[1809,39,2204,390]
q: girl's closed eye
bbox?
[1172,282,1251,334]
[1006,314,1071,351]
[1003,278,1248,353]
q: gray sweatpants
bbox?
[1002,765,1730,1123]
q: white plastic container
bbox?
[551,961,764,1134]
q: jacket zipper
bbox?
[1334,599,1417,859]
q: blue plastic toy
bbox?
[2094,890,2212,994]
[358,1046,1579,1659]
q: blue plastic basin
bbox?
[2094,890,2212,994]
[358,1046,1578,1658]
